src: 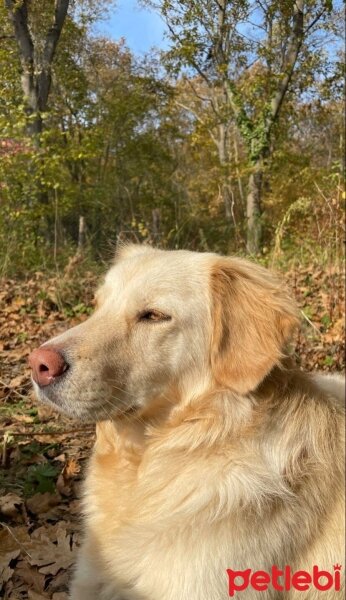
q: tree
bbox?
[4,0,70,138]
[0,0,342,273]
[146,0,338,252]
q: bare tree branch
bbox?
[304,7,328,34]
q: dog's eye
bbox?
[138,310,171,322]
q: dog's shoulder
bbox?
[312,372,345,405]
[258,363,345,414]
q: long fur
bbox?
[32,246,345,600]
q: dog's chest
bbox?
[82,446,290,600]
[85,502,282,600]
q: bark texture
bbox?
[5,0,70,137]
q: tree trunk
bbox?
[233,134,245,209]
[246,162,263,254]
[152,208,161,243]
[77,216,86,254]
[5,0,70,140]
[223,0,305,253]
[217,122,235,224]
[222,183,233,221]
[5,0,70,217]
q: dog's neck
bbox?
[94,359,308,458]
[93,368,292,457]
[91,362,338,520]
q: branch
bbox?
[257,0,269,15]
[187,78,221,121]
[38,0,70,110]
[175,100,205,124]
[4,0,40,124]
[4,0,34,67]
[43,0,70,67]
[175,100,220,149]
[269,0,305,126]
[3,427,94,437]
[186,79,213,104]
[164,19,212,88]
[304,7,327,34]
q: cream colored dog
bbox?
[29,245,345,600]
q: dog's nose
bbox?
[28,346,68,387]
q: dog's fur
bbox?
[32,245,345,600]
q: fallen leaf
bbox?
[26,492,61,516]
[0,564,15,590]
[0,493,23,519]
[0,526,27,590]
[28,591,49,600]
[15,560,46,594]
[28,522,77,576]
[56,459,80,497]
[49,568,69,593]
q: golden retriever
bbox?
[29,244,345,600]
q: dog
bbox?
[29,244,345,600]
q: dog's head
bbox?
[29,245,298,420]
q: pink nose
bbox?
[28,346,68,387]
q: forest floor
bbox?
[0,263,345,599]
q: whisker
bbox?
[108,379,178,408]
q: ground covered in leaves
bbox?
[0,264,345,599]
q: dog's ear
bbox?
[210,258,299,394]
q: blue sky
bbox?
[95,0,168,55]
[94,1,343,59]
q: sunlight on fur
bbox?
[30,245,345,600]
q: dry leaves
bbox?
[29,523,78,576]
[0,522,76,599]
[0,273,97,598]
